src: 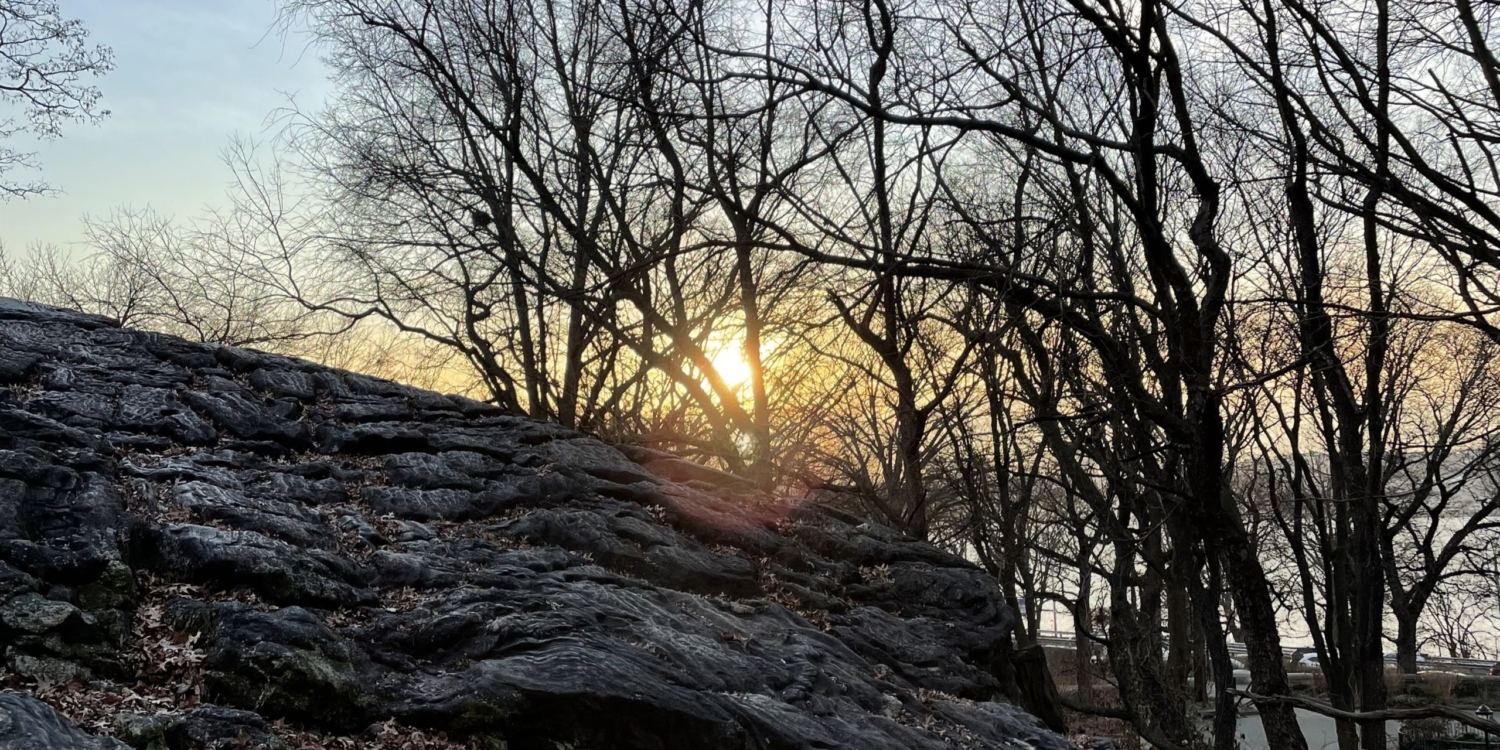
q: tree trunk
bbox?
[1014,644,1068,733]
[733,241,771,483]
[1075,568,1096,705]
[1189,561,1237,750]
[557,230,591,428]
[1352,492,1388,750]
[1395,614,1419,675]
[1220,535,1308,750]
[1192,403,1308,750]
[1166,561,1194,690]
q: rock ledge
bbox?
[0,298,1065,750]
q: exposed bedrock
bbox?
[0,298,1068,749]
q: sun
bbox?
[710,345,754,389]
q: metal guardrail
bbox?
[1030,633,1499,675]
[1398,718,1499,750]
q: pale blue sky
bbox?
[0,0,329,251]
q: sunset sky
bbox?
[0,0,328,252]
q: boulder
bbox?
[0,691,127,750]
[0,298,1068,750]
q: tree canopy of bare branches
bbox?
[0,0,112,197]
[9,0,1500,747]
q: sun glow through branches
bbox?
[710,344,754,389]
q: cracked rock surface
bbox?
[0,298,1067,749]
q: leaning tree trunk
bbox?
[1191,400,1309,750]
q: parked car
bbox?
[1298,652,1320,668]
[1384,651,1427,664]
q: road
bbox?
[1234,710,1401,750]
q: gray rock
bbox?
[164,705,287,750]
[109,712,170,750]
[247,368,316,401]
[114,385,216,445]
[333,397,412,423]
[154,525,375,608]
[180,390,312,449]
[171,482,331,549]
[0,297,1070,750]
[0,691,127,749]
[28,391,114,428]
[0,352,42,385]
[0,563,37,601]
[5,654,92,686]
[0,593,89,634]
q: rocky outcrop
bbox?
[0,298,1068,749]
[0,691,127,749]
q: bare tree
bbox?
[0,205,322,348]
[703,0,1309,744]
[8,1,1488,746]
[0,0,112,197]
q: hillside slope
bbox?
[0,298,1069,750]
